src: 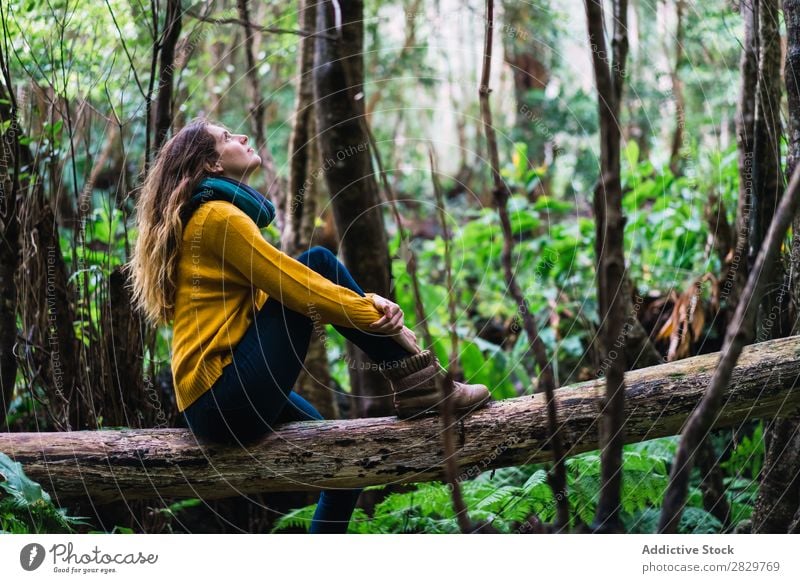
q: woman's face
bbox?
[206,124,262,181]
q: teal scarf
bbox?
[182,176,276,228]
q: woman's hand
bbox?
[369,293,404,334]
[393,325,422,354]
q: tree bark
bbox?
[0,80,20,426]
[286,115,339,421]
[696,441,732,530]
[727,0,758,317]
[622,275,663,370]
[668,0,686,176]
[283,0,317,256]
[313,0,394,417]
[750,0,800,534]
[277,0,339,420]
[751,414,800,532]
[3,335,799,505]
[584,0,630,533]
[752,0,787,342]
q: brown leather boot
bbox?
[378,349,492,419]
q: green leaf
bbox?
[532,195,573,213]
[624,139,640,168]
[0,452,51,505]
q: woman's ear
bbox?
[204,160,224,174]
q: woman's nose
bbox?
[239,134,249,144]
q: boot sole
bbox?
[396,395,492,420]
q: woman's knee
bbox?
[296,246,335,276]
[257,296,314,333]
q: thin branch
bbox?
[583,0,630,533]
[153,0,181,151]
[185,9,336,39]
[480,0,569,530]
[659,163,800,533]
[104,0,148,101]
[429,146,460,380]
[322,0,473,530]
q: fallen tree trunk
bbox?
[2,336,800,505]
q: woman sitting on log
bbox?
[126,118,491,532]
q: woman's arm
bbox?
[205,204,385,330]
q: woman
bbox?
[126,118,491,533]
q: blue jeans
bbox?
[183,246,414,533]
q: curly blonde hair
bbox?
[125,118,222,326]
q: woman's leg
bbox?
[292,247,418,533]
[183,294,316,444]
[184,310,363,533]
[277,391,363,534]
[295,246,416,365]
[183,245,410,530]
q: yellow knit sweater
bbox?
[171,200,383,412]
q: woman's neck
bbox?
[220,173,249,185]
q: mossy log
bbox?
[2,336,800,505]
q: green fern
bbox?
[269,435,757,534]
[270,503,317,533]
[0,452,88,533]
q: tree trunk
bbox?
[668,0,686,176]
[752,0,787,342]
[659,141,800,534]
[750,0,800,534]
[481,0,569,528]
[622,275,663,370]
[313,0,394,417]
[153,0,182,151]
[584,0,630,533]
[727,0,758,317]
[15,165,83,431]
[696,441,732,530]
[4,335,799,505]
[280,0,339,420]
[751,414,800,532]
[501,0,552,199]
[0,81,20,426]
